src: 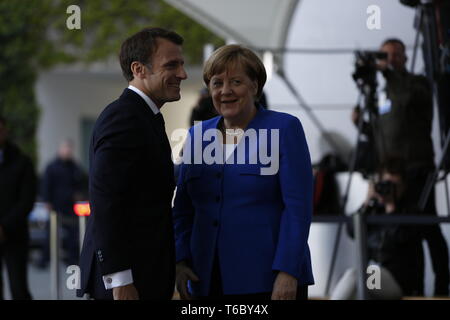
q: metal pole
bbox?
[324,94,363,295]
[79,216,86,255]
[50,210,61,300]
[419,130,450,211]
[410,6,423,74]
[445,178,450,217]
[353,211,369,300]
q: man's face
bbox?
[0,122,7,147]
[58,141,74,161]
[380,42,407,71]
[143,38,187,108]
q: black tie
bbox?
[154,112,171,153]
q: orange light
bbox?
[74,202,91,217]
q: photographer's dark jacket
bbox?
[348,199,424,295]
[377,69,434,169]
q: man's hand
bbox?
[376,59,388,72]
[271,271,298,300]
[176,261,199,300]
[112,283,139,300]
[351,106,361,126]
[45,203,53,212]
[0,225,5,244]
[384,202,396,214]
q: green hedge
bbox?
[0,0,223,164]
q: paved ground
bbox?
[2,249,83,300]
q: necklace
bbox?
[221,120,244,136]
[219,118,244,147]
[225,129,244,136]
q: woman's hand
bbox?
[176,261,199,300]
[271,271,298,300]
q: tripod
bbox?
[324,55,387,296]
[408,0,450,215]
[420,128,450,211]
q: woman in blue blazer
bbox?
[173,45,314,300]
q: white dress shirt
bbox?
[224,143,237,162]
[102,85,160,290]
[127,85,160,115]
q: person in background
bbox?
[189,88,218,127]
[40,139,87,268]
[174,44,314,300]
[352,38,449,296]
[331,157,424,300]
[0,115,36,300]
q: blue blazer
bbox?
[173,106,314,296]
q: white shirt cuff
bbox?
[102,269,133,290]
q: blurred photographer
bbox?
[352,38,449,296]
[331,158,424,299]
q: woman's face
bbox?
[208,67,258,121]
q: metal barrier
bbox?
[353,212,368,300]
[313,214,450,300]
[48,201,90,300]
[73,201,90,253]
[50,210,61,300]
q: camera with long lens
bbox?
[360,197,385,215]
[375,180,395,197]
[360,180,396,215]
[352,50,388,86]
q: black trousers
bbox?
[407,167,450,296]
[197,254,308,300]
[0,242,32,300]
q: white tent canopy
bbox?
[165,0,425,162]
[165,0,298,50]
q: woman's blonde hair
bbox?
[203,45,267,99]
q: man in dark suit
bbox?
[0,115,36,300]
[77,27,187,300]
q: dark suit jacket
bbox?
[77,88,176,299]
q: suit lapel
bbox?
[121,88,172,156]
[151,113,172,157]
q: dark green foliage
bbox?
[0,0,222,163]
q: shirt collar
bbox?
[127,85,160,115]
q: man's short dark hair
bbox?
[381,38,406,52]
[119,27,184,82]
